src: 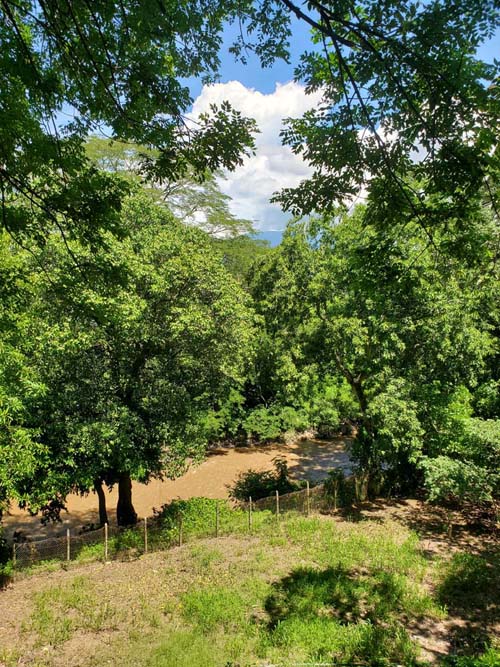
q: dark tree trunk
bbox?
[93,478,108,526]
[116,472,137,526]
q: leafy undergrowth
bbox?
[0,512,498,667]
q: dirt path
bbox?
[3,437,352,540]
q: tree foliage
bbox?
[1,194,255,522]
[271,1,500,227]
[3,1,498,246]
[1,0,500,521]
[0,0,260,247]
[248,192,499,500]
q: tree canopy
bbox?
[1,0,499,522]
[2,1,498,246]
[1,193,255,523]
[0,0,260,247]
[248,193,499,495]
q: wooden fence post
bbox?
[104,522,108,562]
[248,497,253,532]
[144,517,148,554]
[178,516,183,547]
[306,480,310,516]
[275,490,280,523]
[215,502,219,538]
[66,528,71,562]
[12,542,16,568]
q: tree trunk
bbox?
[93,478,108,526]
[116,472,138,526]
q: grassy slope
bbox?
[0,510,498,667]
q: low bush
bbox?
[156,497,232,532]
[229,456,300,501]
[112,527,144,554]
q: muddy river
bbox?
[3,437,352,540]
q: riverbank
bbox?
[3,437,352,540]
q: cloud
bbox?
[190,81,322,231]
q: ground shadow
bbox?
[211,438,353,482]
[436,546,500,655]
[3,506,115,542]
[345,497,500,657]
[265,565,404,626]
[263,565,415,664]
[285,438,353,482]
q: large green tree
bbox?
[2,0,499,519]
[0,233,47,518]
[0,0,262,248]
[272,1,500,227]
[5,193,255,524]
[250,194,499,490]
[85,136,270,281]
[2,1,498,245]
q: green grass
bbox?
[0,647,22,667]
[181,585,250,633]
[436,552,496,609]
[440,648,500,667]
[10,506,496,667]
[142,517,443,666]
[187,544,224,575]
[24,575,118,646]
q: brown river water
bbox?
[3,437,352,540]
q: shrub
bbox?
[420,455,493,505]
[229,457,300,501]
[155,497,236,538]
[112,527,144,553]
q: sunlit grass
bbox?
[11,506,496,667]
[23,575,118,646]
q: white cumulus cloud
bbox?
[190,80,322,231]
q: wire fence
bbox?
[11,472,372,571]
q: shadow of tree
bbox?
[263,566,418,664]
[329,497,500,659]
[436,548,500,655]
[333,504,383,523]
[265,566,405,626]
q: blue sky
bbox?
[190,16,311,98]
[186,19,499,238]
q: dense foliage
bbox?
[1,1,499,530]
[229,456,300,501]
[0,193,255,523]
[248,199,499,501]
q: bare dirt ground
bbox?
[3,437,352,540]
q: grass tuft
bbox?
[24,576,118,646]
